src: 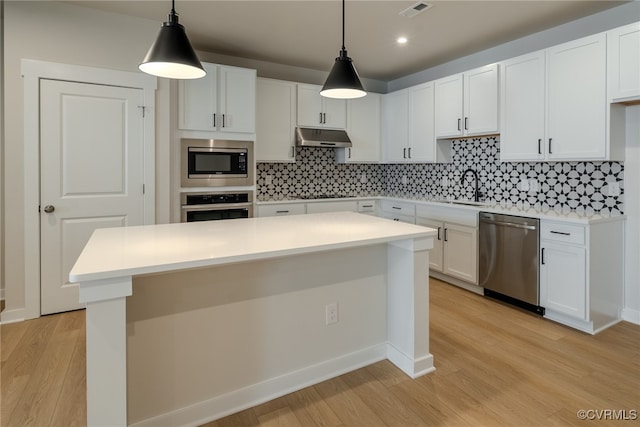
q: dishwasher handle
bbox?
[480,218,537,231]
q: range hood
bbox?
[295,127,352,148]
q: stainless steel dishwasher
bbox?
[479,212,544,315]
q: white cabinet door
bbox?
[416,218,443,272]
[345,93,381,162]
[408,82,435,162]
[546,33,606,160]
[443,223,478,284]
[297,84,347,129]
[540,242,586,319]
[464,64,499,136]
[608,22,640,101]
[178,62,218,131]
[435,74,463,138]
[383,90,409,162]
[218,65,256,133]
[500,51,546,161]
[306,200,358,213]
[256,78,296,162]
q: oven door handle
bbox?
[181,203,253,212]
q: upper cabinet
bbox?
[501,33,622,162]
[434,64,499,139]
[178,63,256,133]
[546,33,607,160]
[256,78,297,162]
[607,22,640,102]
[297,84,347,129]
[383,82,448,163]
[337,93,382,163]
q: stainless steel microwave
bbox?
[181,139,254,187]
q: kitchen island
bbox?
[69,212,436,427]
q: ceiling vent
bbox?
[399,2,432,18]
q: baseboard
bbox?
[429,271,483,295]
[0,308,26,325]
[544,310,595,334]
[129,343,388,427]
[386,343,435,379]
[622,307,640,325]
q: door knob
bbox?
[43,205,55,213]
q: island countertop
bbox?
[69,211,436,283]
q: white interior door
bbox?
[40,79,145,315]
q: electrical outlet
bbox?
[607,182,621,196]
[265,175,273,185]
[360,172,367,184]
[325,302,338,325]
[401,175,408,185]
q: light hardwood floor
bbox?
[2,279,639,426]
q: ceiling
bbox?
[65,0,627,81]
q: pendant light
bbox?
[139,0,206,79]
[320,0,366,99]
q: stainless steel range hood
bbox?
[295,127,352,148]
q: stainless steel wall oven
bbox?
[181,139,254,187]
[181,191,253,222]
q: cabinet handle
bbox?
[324,113,327,124]
[222,114,226,128]
[319,112,323,124]
[464,117,468,130]
[444,228,448,242]
[550,230,571,236]
[348,147,352,159]
[437,227,441,241]
[403,148,407,159]
[361,204,373,208]
[392,206,401,210]
[538,138,542,155]
[394,218,400,222]
[541,248,545,265]
[408,147,412,159]
[276,210,290,214]
[213,113,216,128]
[290,146,295,158]
[457,118,461,131]
[548,138,553,154]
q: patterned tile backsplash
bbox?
[257,136,624,214]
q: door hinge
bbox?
[138,106,147,118]
[142,184,145,195]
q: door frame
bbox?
[22,59,157,320]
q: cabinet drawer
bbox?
[380,211,415,224]
[257,203,306,217]
[357,200,377,213]
[380,200,415,216]
[541,221,585,245]
[306,201,358,214]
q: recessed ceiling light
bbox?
[397,37,408,44]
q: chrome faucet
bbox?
[461,169,481,202]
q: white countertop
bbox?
[257,196,624,224]
[69,211,435,283]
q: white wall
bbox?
[623,105,640,323]
[2,1,172,313]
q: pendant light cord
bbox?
[171,0,176,15]
[341,0,346,51]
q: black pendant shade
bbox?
[139,2,206,79]
[320,0,366,99]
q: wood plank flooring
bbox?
[2,279,639,426]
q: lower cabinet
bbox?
[257,199,376,217]
[306,200,358,214]
[257,203,306,217]
[416,217,478,284]
[379,200,416,223]
[539,219,624,334]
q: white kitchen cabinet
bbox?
[257,203,306,217]
[546,33,607,160]
[499,50,546,161]
[357,200,377,215]
[540,218,624,334]
[383,83,447,163]
[379,199,415,223]
[383,89,409,162]
[337,93,382,163]
[179,63,256,133]
[417,218,443,271]
[607,22,640,102]
[434,64,498,139]
[297,84,347,129]
[306,200,358,214]
[256,78,296,162]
